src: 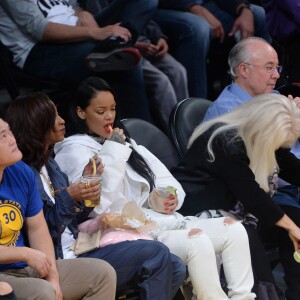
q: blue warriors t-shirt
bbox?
[0,161,43,270]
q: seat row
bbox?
[121,97,212,170]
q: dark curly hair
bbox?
[4,92,56,170]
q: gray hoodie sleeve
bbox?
[1,0,48,40]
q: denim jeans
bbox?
[79,239,186,300]
[23,0,158,121]
[154,9,210,98]
[154,3,271,99]
[203,2,271,42]
[97,0,158,41]
[273,185,300,208]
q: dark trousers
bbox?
[79,239,186,300]
[244,224,286,299]
[244,224,277,284]
[0,292,17,300]
[261,205,300,300]
[246,204,300,300]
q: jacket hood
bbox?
[54,134,99,155]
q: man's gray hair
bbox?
[228,37,270,79]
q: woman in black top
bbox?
[173,93,300,299]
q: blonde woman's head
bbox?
[189,93,300,191]
[235,93,300,149]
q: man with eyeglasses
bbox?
[204,37,282,120]
[203,36,300,300]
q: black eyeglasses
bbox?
[244,63,283,74]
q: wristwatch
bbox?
[236,2,253,16]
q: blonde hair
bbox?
[188,94,300,191]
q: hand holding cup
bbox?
[67,177,101,204]
[80,174,102,207]
[149,186,178,214]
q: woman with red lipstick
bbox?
[53,76,256,300]
[4,92,187,300]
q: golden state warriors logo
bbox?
[0,201,23,246]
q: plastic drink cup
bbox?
[150,187,171,212]
[80,174,102,207]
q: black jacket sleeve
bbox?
[207,136,284,227]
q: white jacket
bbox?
[54,134,185,223]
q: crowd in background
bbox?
[0,0,300,299]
